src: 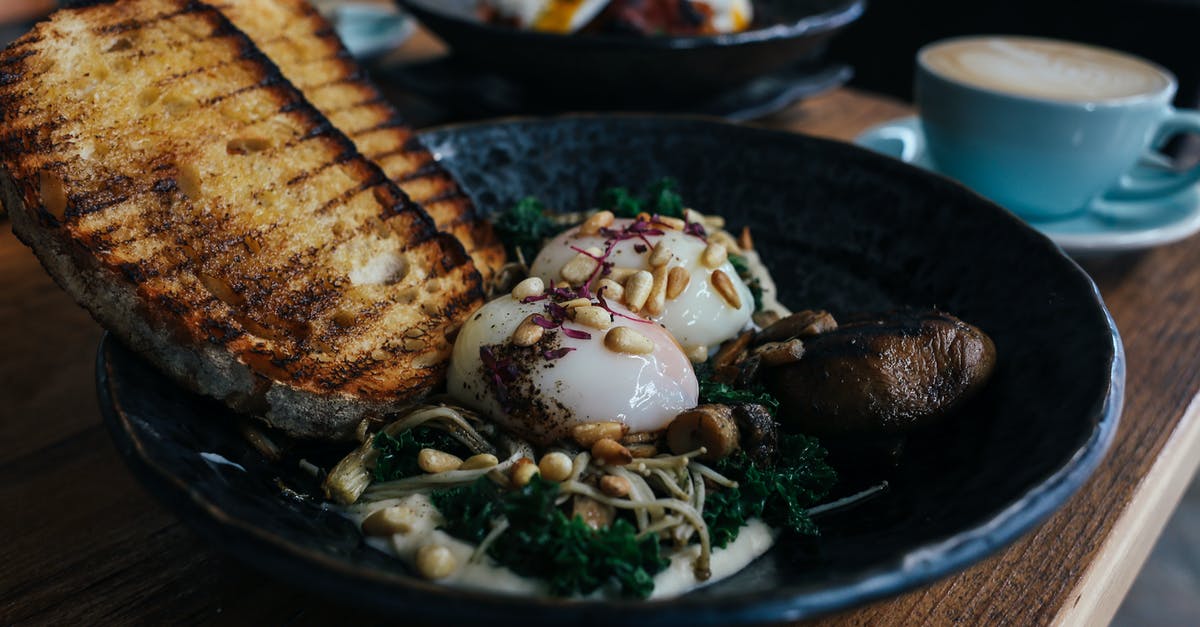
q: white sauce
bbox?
[348,494,776,598]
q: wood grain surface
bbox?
[3,29,1199,627]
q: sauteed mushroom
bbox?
[763,310,996,437]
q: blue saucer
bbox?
[855,116,1200,255]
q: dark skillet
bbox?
[98,115,1123,625]
[393,0,864,108]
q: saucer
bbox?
[855,116,1200,255]
[322,2,415,59]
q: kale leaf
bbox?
[492,196,562,261]
[705,434,837,547]
[600,177,685,219]
[694,362,780,414]
[373,428,471,483]
[433,476,669,598]
[728,253,764,313]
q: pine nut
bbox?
[604,326,655,355]
[512,314,545,347]
[511,276,545,301]
[710,270,742,309]
[627,444,659,459]
[561,250,600,284]
[644,265,669,316]
[597,278,624,302]
[666,266,690,299]
[538,452,574,482]
[738,226,754,251]
[510,458,539,487]
[607,266,639,283]
[654,215,686,231]
[579,210,615,235]
[592,438,633,466]
[572,305,612,330]
[648,240,673,267]
[701,242,728,269]
[624,271,653,312]
[361,506,413,536]
[561,297,592,310]
[685,344,708,363]
[709,230,741,254]
[571,421,628,447]
[600,474,632,497]
[418,448,463,474]
[416,544,457,580]
[459,453,499,470]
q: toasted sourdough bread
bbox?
[213,0,507,279]
[0,0,484,439]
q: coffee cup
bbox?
[906,36,1200,220]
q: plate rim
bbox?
[96,114,1126,624]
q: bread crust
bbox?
[0,0,484,439]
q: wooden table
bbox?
[4,27,1200,627]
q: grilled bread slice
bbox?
[213,0,507,279]
[0,0,484,440]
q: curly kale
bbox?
[433,476,669,598]
[704,434,837,548]
[373,428,471,483]
[601,177,685,219]
[492,196,562,261]
[728,253,764,312]
[694,362,780,414]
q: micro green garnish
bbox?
[704,434,837,547]
[433,476,670,598]
[601,177,685,219]
[373,428,471,483]
[727,253,764,312]
[493,196,564,260]
[694,362,780,414]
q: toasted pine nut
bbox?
[685,344,708,364]
[511,277,545,301]
[579,210,615,235]
[607,266,639,283]
[512,314,545,347]
[648,240,673,267]
[644,265,668,316]
[572,421,627,447]
[538,452,574,482]
[635,211,652,223]
[623,271,653,312]
[701,242,728,269]
[653,215,686,230]
[561,297,592,310]
[361,506,413,536]
[627,443,659,459]
[416,544,457,580]
[710,270,742,309]
[510,458,539,487]
[604,326,655,355]
[592,438,633,466]
[418,448,463,474]
[684,208,705,224]
[709,230,741,254]
[597,278,624,302]
[739,226,754,251]
[561,250,600,284]
[573,305,612,330]
[666,266,690,299]
[459,453,499,470]
[600,474,632,497]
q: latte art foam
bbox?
[922,36,1169,102]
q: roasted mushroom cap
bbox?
[764,310,996,437]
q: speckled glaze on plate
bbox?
[97,116,1123,625]
[394,0,863,107]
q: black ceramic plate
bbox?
[394,0,863,108]
[98,116,1123,625]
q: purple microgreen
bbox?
[542,347,576,360]
[521,294,548,304]
[531,314,558,329]
[596,294,653,324]
[633,243,648,253]
[561,326,592,340]
[569,245,605,261]
[684,221,707,239]
[546,302,569,322]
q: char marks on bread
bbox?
[0,0,484,439]
[214,0,507,279]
